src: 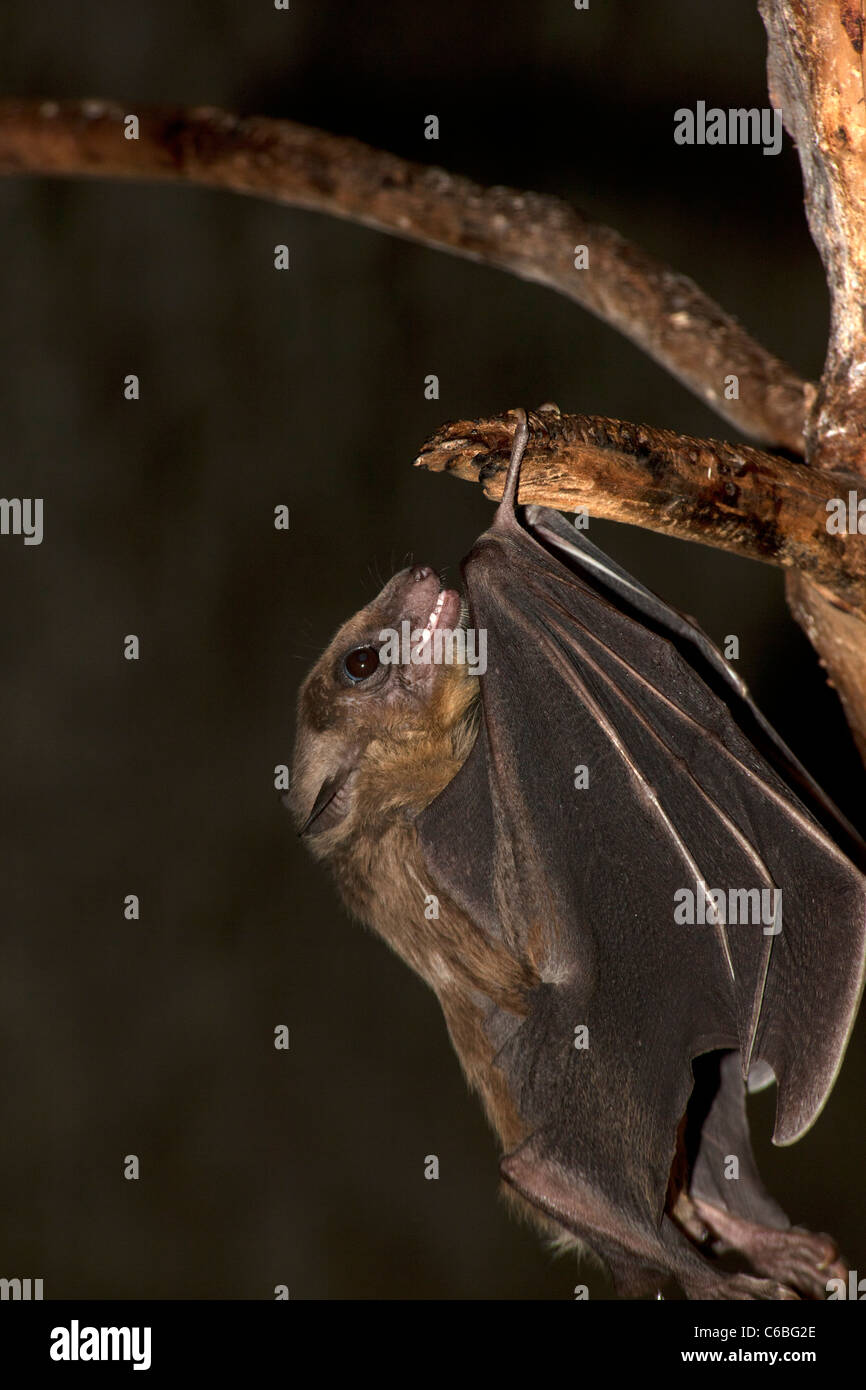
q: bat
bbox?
[289,408,866,1299]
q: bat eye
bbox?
[343,646,380,683]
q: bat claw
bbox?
[415,409,541,475]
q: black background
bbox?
[0,0,862,1299]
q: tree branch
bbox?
[760,1,866,758]
[762,0,866,474]
[416,407,866,610]
[0,96,810,452]
[1,89,863,753]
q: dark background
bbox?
[0,0,862,1299]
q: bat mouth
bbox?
[422,586,462,636]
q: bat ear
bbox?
[298,762,358,837]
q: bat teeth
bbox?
[424,589,448,632]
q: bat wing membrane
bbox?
[417,504,866,1239]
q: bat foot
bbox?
[692,1197,846,1300]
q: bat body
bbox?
[290,412,866,1299]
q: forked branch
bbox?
[0,83,864,753]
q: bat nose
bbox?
[412,565,434,582]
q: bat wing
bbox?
[416,477,866,1285]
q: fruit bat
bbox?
[289,408,866,1299]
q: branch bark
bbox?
[760,1,866,758]
[416,407,866,609]
[0,96,809,451]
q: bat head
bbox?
[289,564,480,853]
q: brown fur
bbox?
[290,573,542,1154]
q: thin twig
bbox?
[0,96,810,452]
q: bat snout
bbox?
[381,567,464,653]
[389,565,441,623]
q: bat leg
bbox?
[503,1052,841,1299]
[502,1144,806,1299]
[690,1197,847,1301]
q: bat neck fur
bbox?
[294,660,536,1150]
